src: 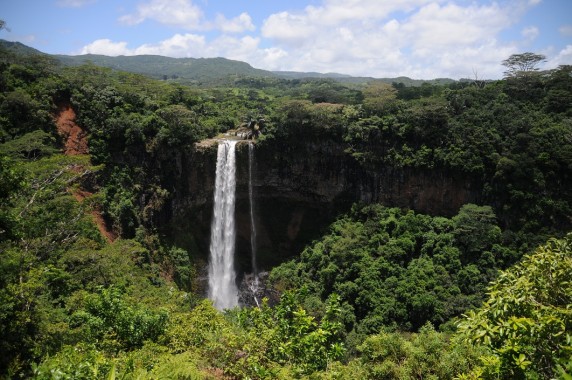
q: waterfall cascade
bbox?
[208,140,239,309]
[248,143,260,305]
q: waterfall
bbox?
[248,143,260,304]
[208,140,239,310]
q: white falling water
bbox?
[208,140,239,309]
[248,143,260,305]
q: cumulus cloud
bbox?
[133,34,207,56]
[256,47,289,69]
[214,12,255,33]
[521,26,539,41]
[261,11,318,45]
[119,0,204,28]
[546,45,572,67]
[79,35,205,57]
[258,0,530,78]
[261,0,434,45]
[80,39,131,55]
[119,0,255,33]
[403,2,512,50]
[302,0,435,26]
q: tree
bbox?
[156,104,203,147]
[452,204,501,257]
[358,323,483,379]
[362,80,398,114]
[502,52,546,78]
[0,155,22,241]
[458,234,572,379]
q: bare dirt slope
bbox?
[55,102,88,155]
[55,102,116,243]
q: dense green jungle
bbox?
[0,40,571,379]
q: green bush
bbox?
[69,286,169,350]
[458,234,572,379]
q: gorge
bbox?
[167,136,481,297]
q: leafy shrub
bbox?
[458,234,572,379]
[70,286,169,350]
[356,324,483,379]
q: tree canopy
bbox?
[502,52,547,77]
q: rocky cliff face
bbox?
[164,138,481,278]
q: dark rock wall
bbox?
[164,139,481,277]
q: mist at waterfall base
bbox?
[208,140,260,310]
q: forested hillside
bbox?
[1,41,571,379]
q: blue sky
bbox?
[2,0,571,79]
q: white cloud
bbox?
[261,0,435,44]
[257,0,529,78]
[546,45,572,67]
[133,34,207,56]
[521,26,539,41]
[261,11,318,45]
[304,0,436,26]
[119,0,204,28]
[18,35,37,44]
[79,34,207,57]
[214,12,255,33]
[403,2,511,52]
[119,0,256,34]
[256,47,289,69]
[80,39,131,55]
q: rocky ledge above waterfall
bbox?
[195,122,264,151]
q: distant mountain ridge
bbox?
[0,39,457,86]
[0,39,46,56]
[55,53,274,83]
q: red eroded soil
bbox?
[55,103,115,243]
[55,102,88,155]
[72,189,117,243]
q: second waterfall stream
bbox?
[248,142,260,305]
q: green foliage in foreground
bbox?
[459,234,572,379]
[27,234,572,380]
[350,324,484,380]
[69,286,169,350]
[29,293,345,379]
